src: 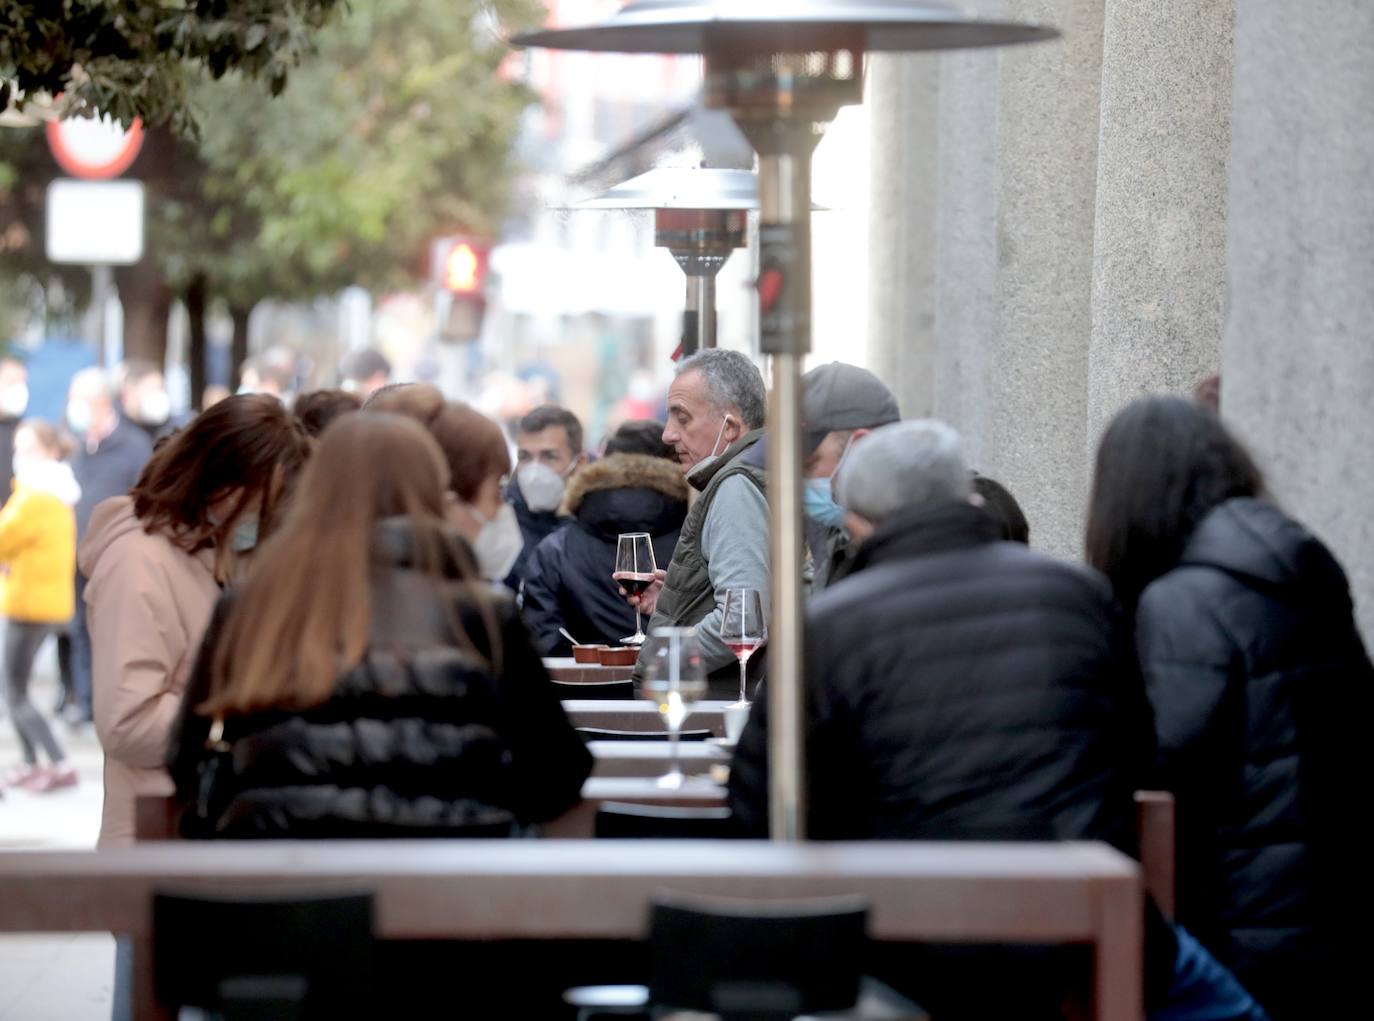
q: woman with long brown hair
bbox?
[79,394,311,847]
[167,412,590,838]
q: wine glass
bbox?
[613,532,656,646]
[721,588,766,707]
[642,627,708,789]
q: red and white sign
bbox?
[46,114,144,179]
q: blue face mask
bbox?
[230,516,260,553]
[803,478,846,529]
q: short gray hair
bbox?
[837,420,971,524]
[69,366,115,402]
[676,349,766,430]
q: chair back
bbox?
[595,802,738,839]
[553,679,636,700]
[153,891,374,1020]
[577,726,713,742]
[649,892,868,1019]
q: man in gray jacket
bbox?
[625,350,769,698]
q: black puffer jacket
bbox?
[729,501,1163,1019]
[167,520,592,838]
[521,454,687,656]
[730,500,1152,846]
[1135,497,1371,1020]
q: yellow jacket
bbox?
[0,463,79,624]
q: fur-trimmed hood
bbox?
[559,453,689,543]
[561,454,689,516]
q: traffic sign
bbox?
[46,179,145,264]
[46,113,144,179]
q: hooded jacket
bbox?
[166,519,592,838]
[0,460,80,622]
[521,454,688,656]
[1135,497,1371,1020]
[78,496,221,846]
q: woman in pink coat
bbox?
[78,394,310,847]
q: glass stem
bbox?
[635,609,642,640]
[668,715,681,777]
[739,657,748,703]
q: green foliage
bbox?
[2,0,541,348]
[0,1,345,134]
[174,0,540,303]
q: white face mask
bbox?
[11,453,41,479]
[470,503,524,580]
[66,400,93,435]
[137,389,171,426]
[685,414,735,489]
[0,382,28,419]
[517,461,574,515]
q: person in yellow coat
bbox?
[0,419,79,792]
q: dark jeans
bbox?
[70,572,93,720]
[3,619,66,766]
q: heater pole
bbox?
[755,141,816,843]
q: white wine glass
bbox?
[613,532,656,646]
[721,588,766,707]
[642,626,707,789]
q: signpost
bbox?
[44,110,147,364]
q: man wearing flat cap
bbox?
[799,362,901,589]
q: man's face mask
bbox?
[0,381,29,419]
[517,460,575,514]
[803,433,858,530]
[685,414,734,490]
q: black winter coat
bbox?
[730,500,1152,845]
[167,520,592,838]
[729,501,1164,1019]
[522,454,687,656]
[1135,497,1371,1021]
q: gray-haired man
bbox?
[625,349,769,697]
[729,420,1273,1020]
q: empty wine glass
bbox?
[721,588,766,707]
[641,626,707,789]
[614,532,656,646]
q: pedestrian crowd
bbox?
[0,344,1362,1021]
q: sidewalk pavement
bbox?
[0,641,113,1020]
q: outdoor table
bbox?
[543,657,635,683]
[587,740,730,779]
[561,699,729,737]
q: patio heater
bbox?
[576,166,754,357]
[516,1,1056,842]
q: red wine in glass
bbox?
[614,573,656,598]
[615,533,656,646]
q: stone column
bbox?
[866,54,940,418]
[933,0,1106,557]
[1222,1,1374,639]
[1087,0,1236,445]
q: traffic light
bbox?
[430,235,490,342]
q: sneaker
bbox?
[2,764,43,789]
[27,766,79,793]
